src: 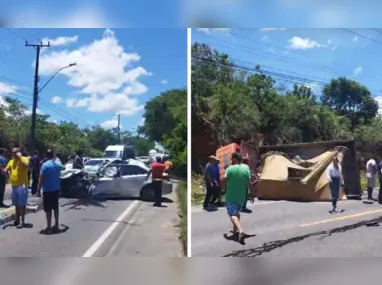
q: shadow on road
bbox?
[39,224,69,235]
[81,218,140,227]
[224,215,382,257]
[61,198,107,211]
[2,222,34,230]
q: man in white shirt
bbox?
[327,156,344,213]
[366,158,377,201]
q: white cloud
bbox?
[51,96,64,104]
[353,66,362,76]
[327,39,332,45]
[353,36,358,42]
[42,36,78,47]
[0,82,18,95]
[24,108,43,116]
[197,28,231,34]
[100,119,119,129]
[332,46,338,51]
[39,29,151,116]
[259,28,287,32]
[288,36,324,50]
[160,79,168,85]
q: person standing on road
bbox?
[225,152,253,244]
[0,148,8,208]
[72,150,84,170]
[203,155,219,211]
[1,148,30,227]
[146,156,166,207]
[37,149,65,234]
[366,158,378,201]
[212,160,222,206]
[30,150,41,196]
[327,156,344,214]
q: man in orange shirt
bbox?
[146,156,166,207]
[1,147,30,227]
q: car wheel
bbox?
[140,185,154,202]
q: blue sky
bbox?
[193,28,382,112]
[0,28,187,132]
[3,1,382,28]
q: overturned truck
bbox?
[216,140,361,202]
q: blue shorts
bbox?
[226,203,242,217]
[12,186,28,206]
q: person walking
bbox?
[366,158,377,201]
[203,155,219,211]
[30,150,41,196]
[0,148,8,208]
[37,149,65,234]
[1,148,30,227]
[225,152,253,244]
[146,156,166,207]
[327,156,344,214]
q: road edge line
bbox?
[82,200,142,257]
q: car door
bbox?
[119,165,148,197]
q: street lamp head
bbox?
[69,63,77,67]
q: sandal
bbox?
[41,227,52,234]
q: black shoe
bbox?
[238,232,245,244]
[240,208,252,213]
[0,203,9,208]
[13,220,20,227]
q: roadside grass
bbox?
[191,174,205,205]
[176,181,187,256]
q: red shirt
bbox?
[151,162,165,180]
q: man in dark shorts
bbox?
[225,152,253,244]
[37,149,65,234]
[146,156,166,207]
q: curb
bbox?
[1,201,43,225]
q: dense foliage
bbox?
[191,42,382,170]
[139,88,187,177]
[0,97,155,161]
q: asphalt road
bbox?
[192,190,382,257]
[0,183,182,257]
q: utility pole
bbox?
[26,41,50,152]
[117,113,121,144]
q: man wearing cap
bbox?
[203,155,219,211]
[1,147,30,227]
[37,149,65,233]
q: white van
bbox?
[103,145,134,160]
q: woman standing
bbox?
[327,156,344,214]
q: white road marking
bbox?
[82,200,141,257]
[192,200,286,213]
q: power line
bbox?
[21,28,42,42]
[5,28,29,42]
[342,29,382,45]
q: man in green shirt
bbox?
[225,152,254,244]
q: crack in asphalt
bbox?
[223,215,382,257]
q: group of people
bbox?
[203,153,258,243]
[0,147,64,234]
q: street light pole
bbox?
[29,62,76,152]
[38,63,77,94]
